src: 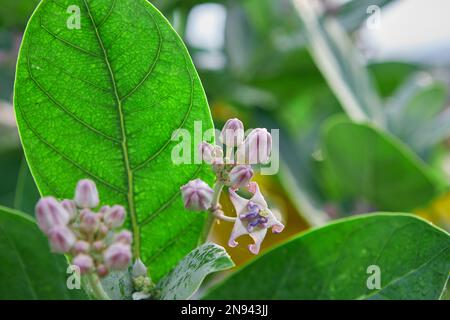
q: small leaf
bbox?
[322,118,443,211]
[204,213,450,300]
[101,268,133,300]
[0,205,87,299]
[157,242,234,300]
[14,0,214,281]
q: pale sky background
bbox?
[185,0,450,67]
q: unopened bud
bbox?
[35,197,70,235]
[98,205,110,219]
[97,264,109,277]
[114,230,132,244]
[98,223,109,236]
[73,240,90,254]
[75,179,99,208]
[60,199,77,221]
[92,240,104,251]
[104,243,132,270]
[180,179,213,211]
[228,165,253,189]
[104,205,126,228]
[132,258,148,278]
[221,118,245,147]
[73,254,94,274]
[236,128,272,164]
[198,142,215,164]
[48,226,75,253]
[80,209,99,234]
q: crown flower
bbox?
[181,118,284,254]
[228,182,284,254]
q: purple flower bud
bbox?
[221,118,245,147]
[236,128,272,164]
[228,165,253,189]
[61,199,77,221]
[198,142,223,164]
[104,243,132,270]
[98,224,109,236]
[132,258,148,278]
[73,254,94,274]
[75,179,99,208]
[98,205,110,220]
[92,241,104,251]
[35,197,70,235]
[97,264,109,277]
[180,179,214,211]
[114,230,132,244]
[104,205,126,228]
[198,142,215,164]
[48,226,75,253]
[79,209,99,234]
[73,240,90,254]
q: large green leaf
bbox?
[156,242,234,300]
[0,206,87,299]
[14,0,213,281]
[204,214,450,300]
[0,146,22,208]
[321,118,443,211]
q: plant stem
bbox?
[200,182,224,242]
[85,273,111,300]
[211,182,224,208]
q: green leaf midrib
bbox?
[80,0,197,258]
[81,0,141,257]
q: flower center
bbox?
[240,201,269,232]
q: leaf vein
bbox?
[26,45,121,144]
[82,0,140,257]
[132,63,195,172]
[120,9,163,101]
[97,0,117,29]
[139,166,203,226]
[16,103,127,195]
[40,23,102,58]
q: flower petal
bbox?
[248,228,268,254]
[229,188,249,215]
[228,218,248,248]
[248,182,268,208]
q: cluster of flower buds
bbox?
[35,179,132,277]
[181,118,284,254]
[130,259,154,300]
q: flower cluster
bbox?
[181,118,284,254]
[35,179,132,277]
[130,258,154,300]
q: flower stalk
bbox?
[85,273,111,300]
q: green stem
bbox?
[212,182,224,207]
[85,273,111,300]
[200,182,224,242]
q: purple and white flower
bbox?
[228,182,284,254]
